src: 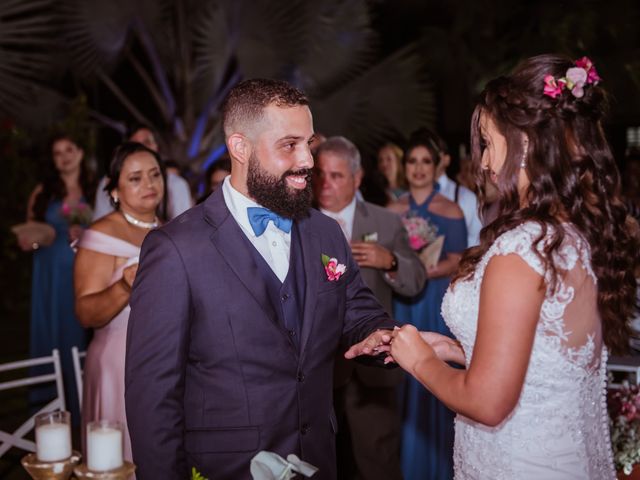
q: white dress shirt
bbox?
[93,173,194,221]
[437,173,481,247]
[222,176,291,282]
[320,196,357,241]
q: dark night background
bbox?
[0,2,638,475]
[2,0,639,359]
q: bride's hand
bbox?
[420,332,465,365]
[389,325,438,375]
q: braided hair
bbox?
[453,54,639,355]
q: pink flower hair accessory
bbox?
[542,56,601,99]
[322,254,346,282]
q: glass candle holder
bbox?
[86,420,124,472]
[34,411,72,462]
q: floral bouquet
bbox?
[608,381,640,474]
[61,201,93,226]
[402,212,444,269]
[402,212,439,252]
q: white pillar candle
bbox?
[35,422,72,462]
[87,424,123,471]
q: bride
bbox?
[74,142,165,462]
[348,54,638,478]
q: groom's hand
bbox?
[344,329,393,359]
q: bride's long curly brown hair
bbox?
[453,54,639,355]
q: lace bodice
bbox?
[442,221,615,479]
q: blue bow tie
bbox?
[247,207,293,236]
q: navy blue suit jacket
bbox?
[124,187,395,479]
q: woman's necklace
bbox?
[122,211,159,229]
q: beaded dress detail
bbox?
[442,222,615,479]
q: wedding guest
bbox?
[93,125,192,220]
[74,142,165,462]
[353,54,638,478]
[377,142,407,201]
[18,133,95,423]
[314,136,426,480]
[424,129,483,247]
[389,131,467,480]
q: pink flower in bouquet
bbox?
[621,400,638,421]
[60,201,93,226]
[608,382,640,473]
[402,213,439,252]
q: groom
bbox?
[125,79,396,479]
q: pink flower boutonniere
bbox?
[322,254,346,282]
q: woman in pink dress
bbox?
[74,142,165,461]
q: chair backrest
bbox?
[608,355,640,389]
[71,346,87,409]
[0,349,66,457]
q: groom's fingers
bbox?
[344,330,388,358]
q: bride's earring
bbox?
[520,139,529,169]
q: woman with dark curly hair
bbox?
[18,133,96,423]
[348,54,638,478]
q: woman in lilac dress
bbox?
[74,142,164,461]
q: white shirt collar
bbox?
[221,176,263,238]
[320,196,357,240]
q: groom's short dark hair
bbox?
[221,79,308,138]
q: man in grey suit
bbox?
[314,137,426,480]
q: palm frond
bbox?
[57,0,149,76]
[228,0,307,80]
[0,0,57,115]
[190,1,235,113]
[311,44,435,156]
[291,0,377,95]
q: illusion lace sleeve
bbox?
[442,221,615,479]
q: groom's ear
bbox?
[227,134,251,165]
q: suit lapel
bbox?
[352,201,372,242]
[297,216,321,358]
[204,189,278,324]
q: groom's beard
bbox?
[247,153,313,220]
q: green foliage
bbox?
[0,121,39,359]
[53,94,96,155]
[191,467,208,480]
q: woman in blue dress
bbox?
[391,132,467,480]
[19,133,95,423]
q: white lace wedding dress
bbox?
[442,221,615,479]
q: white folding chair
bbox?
[608,355,640,389]
[71,346,86,409]
[0,348,66,457]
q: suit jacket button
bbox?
[297,372,305,382]
[301,423,310,435]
